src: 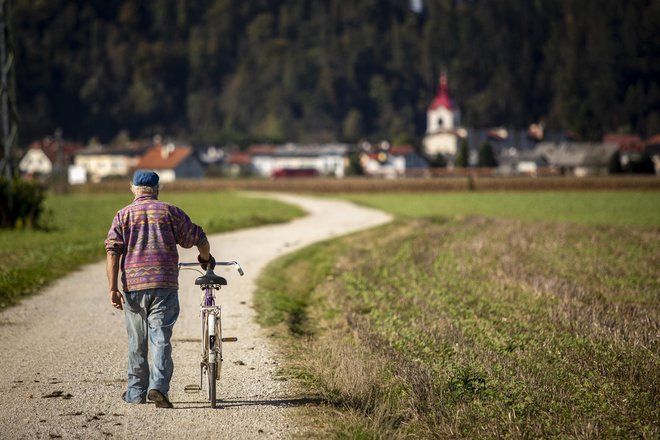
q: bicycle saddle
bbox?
[195,272,227,286]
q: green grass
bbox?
[0,191,303,308]
[255,191,660,438]
[342,191,660,227]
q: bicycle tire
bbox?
[208,362,216,407]
[216,314,223,381]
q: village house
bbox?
[497,134,657,176]
[602,133,645,171]
[250,143,349,178]
[533,142,619,176]
[73,144,147,183]
[18,137,83,178]
[224,150,253,177]
[195,145,227,176]
[360,141,428,178]
[135,141,204,182]
[494,147,543,176]
[646,134,660,175]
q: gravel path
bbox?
[0,193,391,440]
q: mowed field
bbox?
[255,191,660,439]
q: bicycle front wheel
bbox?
[208,362,217,407]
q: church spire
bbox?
[429,70,453,111]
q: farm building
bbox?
[534,142,619,176]
[19,138,83,178]
[135,142,204,182]
[360,143,428,178]
[250,143,349,178]
[74,144,147,183]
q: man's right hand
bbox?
[110,289,124,310]
[198,254,215,270]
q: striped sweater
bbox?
[105,195,208,292]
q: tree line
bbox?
[13,0,660,147]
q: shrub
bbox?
[0,177,47,228]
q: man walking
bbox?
[105,170,213,408]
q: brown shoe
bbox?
[147,389,173,408]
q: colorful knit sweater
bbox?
[105,195,208,292]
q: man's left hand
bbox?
[198,253,215,270]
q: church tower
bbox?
[423,71,462,158]
[426,71,459,134]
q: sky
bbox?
[410,0,424,14]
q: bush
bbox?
[0,177,47,228]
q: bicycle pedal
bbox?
[184,384,201,393]
[221,337,238,342]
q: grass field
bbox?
[0,191,303,308]
[255,191,659,438]
[343,191,660,228]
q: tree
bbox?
[477,142,498,167]
[10,0,660,145]
[456,139,469,168]
[426,153,446,168]
[628,152,655,174]
[608,151,623,174]
[342,109,364,142]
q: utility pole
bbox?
[0,0,17,184]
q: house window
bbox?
[437,117,444,127]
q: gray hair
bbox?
[130,184,159,197]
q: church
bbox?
[422,72,464,158]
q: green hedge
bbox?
[0,177,47,228]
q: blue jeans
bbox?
[122,288,180,403]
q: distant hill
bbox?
[13,0,660,145]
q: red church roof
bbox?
[428,72,453,111]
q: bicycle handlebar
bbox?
[178,261,244,276]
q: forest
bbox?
[12,0,660,146]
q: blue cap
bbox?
[132,170,159,187]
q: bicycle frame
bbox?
[179,261,243,407]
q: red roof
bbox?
[27,138,83,163]
[603,133,644,152]
[227,152,252,166]
[247,144,276,155]
[646,134,660,146]
[428,72,453,111]
[603,133,641,144]
[389,145,414,156]
[136,144,193,169]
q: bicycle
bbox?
[178,259,244,408]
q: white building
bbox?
[19,148,53,175]
[250,143,349,178]
[19,138,83,177]
[74,146,146,183]
[423,72,463,157]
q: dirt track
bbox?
[0,194,391,439]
